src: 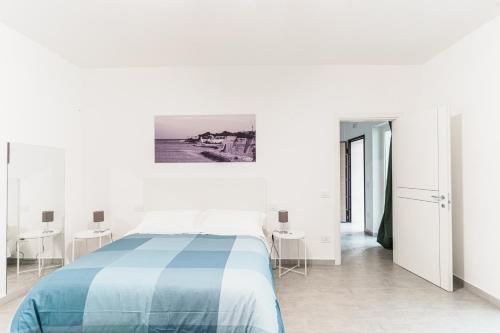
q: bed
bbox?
[11,207,285,333]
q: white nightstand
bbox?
[17,229,63,277]
[272,230,307,278]
[72,229,113,262]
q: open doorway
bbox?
[336,110,454,291]
[339,121,392,258]
[344,135,365,232]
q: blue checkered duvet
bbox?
[11,234,285,333]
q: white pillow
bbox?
[198,209,266,237]
[130,210,201,235]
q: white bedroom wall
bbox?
[0,22,84,298]
[80,66,419,261]
[422,16,500,299]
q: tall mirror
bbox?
[6,143,65,297]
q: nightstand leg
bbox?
[99,236,102,248]
[72,239,75,262]
[38,238,42,277]
[304,238,307,276]
[278,237,282,279]
[41,238,44,273]
[16,241,20,276]
[297,239,300,268]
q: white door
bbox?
[393,107,453,291]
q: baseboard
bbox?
[453,275,464,290]
[364,230,377,237]
[7,258,61,265]
[454,275,500,309]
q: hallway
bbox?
[275,232,500,333]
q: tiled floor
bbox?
[1,232,500,333]
[0,297,22,333]
[274,231,500,333]
[7,262,58,298]
[1,262,59,332]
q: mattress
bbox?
[11,233,285,333]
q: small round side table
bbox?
[272,229,307,278]
[17,229,63,276]
[72,229,113,262]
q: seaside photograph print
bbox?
[155,114,256,163]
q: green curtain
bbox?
[377,122,393,249]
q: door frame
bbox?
[346,135,366,230]
[335,109,453,292]
[340,141,348,223]
[335,114,399,265]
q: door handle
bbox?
[431,195,445,200]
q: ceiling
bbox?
[0,0,498,67]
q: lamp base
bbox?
[93,222,107,234]
[278,222,289,234]
[43,222,53,234]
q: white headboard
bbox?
[143,178,267,212]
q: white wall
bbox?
[81,66,419,261]
[422,16,500,299]
[0,23,84,298]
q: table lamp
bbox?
[42,211,54,233]
[93,211,105,233]
[278,210,288,234]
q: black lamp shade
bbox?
[93,211,104,223]
[42,211,54,223]
[278,210,288,223]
